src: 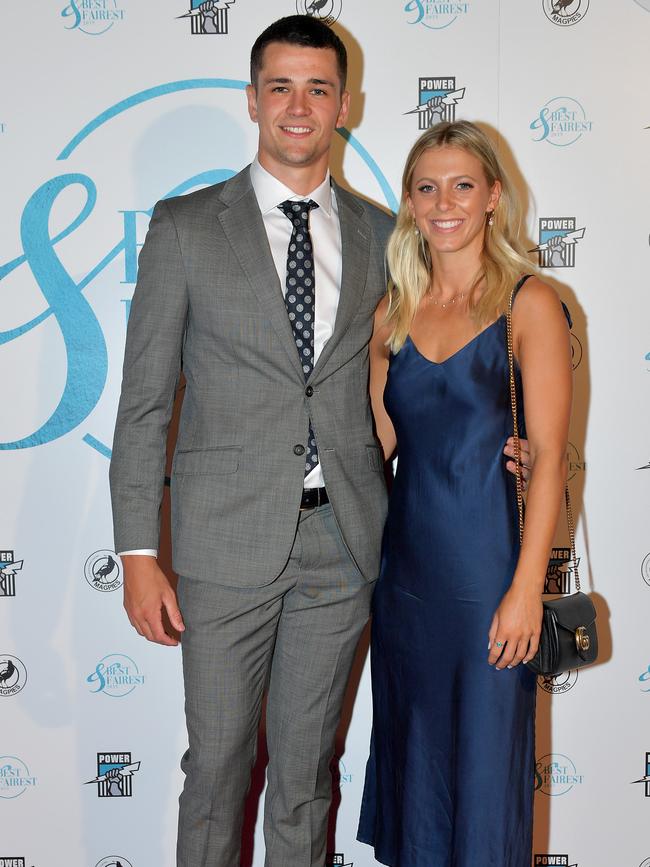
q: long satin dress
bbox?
[358,282,537,867]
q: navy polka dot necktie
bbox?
[278,199,319,478]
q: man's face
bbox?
[246,42,349,184]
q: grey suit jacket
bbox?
[109,166,394,586]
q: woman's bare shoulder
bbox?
[515,275,567,324]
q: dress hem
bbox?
[356,835,394,867]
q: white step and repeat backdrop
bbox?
[2,2,650,866]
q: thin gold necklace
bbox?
[428,271,483,309]
[430,290,465,309]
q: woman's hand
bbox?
[487,583,543,670]
[503,436,531,487]
[369,296,397,460]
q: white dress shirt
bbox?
[121,158,343,557]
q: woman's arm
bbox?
[488,277,573,670]
[369,295,397,461]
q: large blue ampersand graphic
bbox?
[0,79,397,458]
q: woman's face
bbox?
[406,145,501,260]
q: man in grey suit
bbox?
[110,15,393,867]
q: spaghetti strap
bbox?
[512,274,572,328]
[513,274,533,298]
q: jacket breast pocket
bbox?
[173,446,241,476]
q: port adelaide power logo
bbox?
[531,218,586,268]
[544,548,579,595]
[0,551,23,597]
[406,78,466,130]
[326,855,353,867]
[85,752,141,797]
[0,859,33,867]
[177,1,237,35]
[631,752,650,797]
[534,856,578,866]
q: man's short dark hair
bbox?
[250,15,347,91]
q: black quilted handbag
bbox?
[506,286,598,678]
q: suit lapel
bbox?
[311,182,370,379]
[217,168,304,379]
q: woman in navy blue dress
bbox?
[357,122,573,866]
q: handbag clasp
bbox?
[575,626,590,653]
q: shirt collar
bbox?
[250,156,333,218]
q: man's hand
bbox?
[121,555,185,646]
[503,437,532,486]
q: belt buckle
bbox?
[300,487,324,511]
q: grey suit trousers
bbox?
[176,503,374,867]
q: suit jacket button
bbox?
[305,386,314,397]
[293,444,305,456]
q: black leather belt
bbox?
[300,487,329,509]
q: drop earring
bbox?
[487,211,494,227]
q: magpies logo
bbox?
[542,0,589,26]
[84,550,122,592]
[296,0,342,25]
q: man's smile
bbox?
[280,125,314,136]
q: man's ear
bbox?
[246,84,258,123]
[336,90,350,129]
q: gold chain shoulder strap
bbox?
[506,284,580,591]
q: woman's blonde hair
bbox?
[385,120,535,352]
